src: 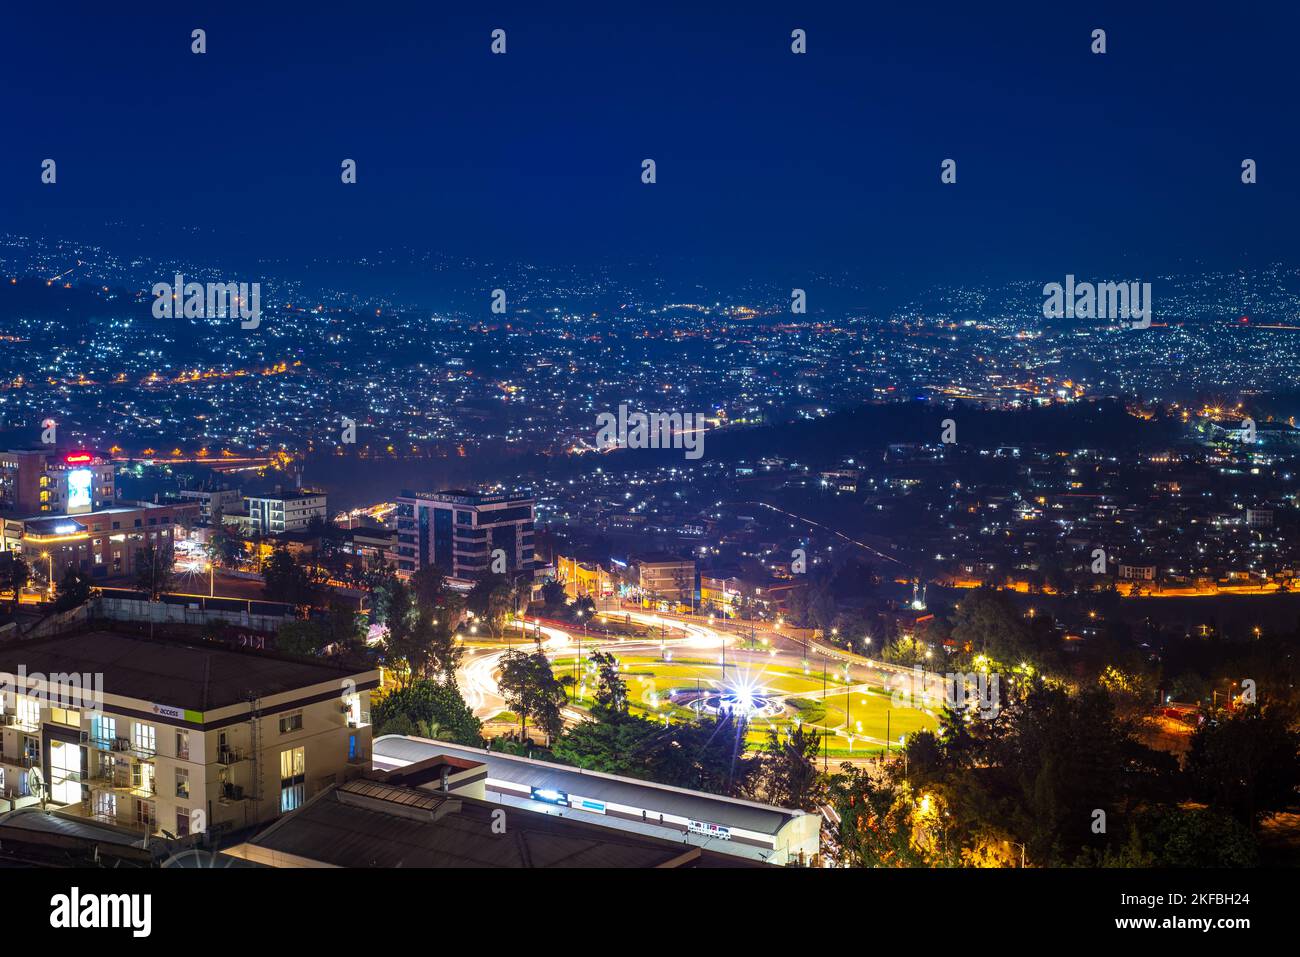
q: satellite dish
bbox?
[28,767,45,801]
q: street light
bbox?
[41,552,52,597]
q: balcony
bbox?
[216,747,247,766]
[346,750,369,766]
[90,772,153,798]
[2,714,41,733]
[219,782,250,803]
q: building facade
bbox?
[632,554,696,605]
[0,501,193,581]
[394,489,535,582]
[0,448,116,516]
[0,631,378,839]
[179,486,243,523]
[244,489,327,535]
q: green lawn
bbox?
[552,653,937,753]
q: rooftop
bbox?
[0,630,373,712]
[233,777,761,868]
[373,735,807,837]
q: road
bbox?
[457,608,738,722]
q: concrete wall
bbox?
[95,596,290,632]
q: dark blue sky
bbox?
[3,2,1297,289]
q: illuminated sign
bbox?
[151,703,204,723]
[64,452,93,464]
[530,787,569,807]
[687,820,732,840]
[67,468,93,512]
[578,798,607,814]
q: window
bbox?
[136,799,156,829]
[175,767,189,799]
[279,711,303,734]
[133,722,156,754]
[279,746,305,813]
[175,730,190,761]
[131,763,154,795]
[91,715,117,747]
[50,707,80,727]
[176,808,191,837]
[17,695,39,729]
[95,792,117,821]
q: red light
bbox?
[64,452,92,464]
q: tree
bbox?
[588,650,627,715]
[554,712,663,777]
[372,677,482,746]
[275,618,331,658]
[751,724,824,810]
[1085,807,1258,867]
[134,542,175,600]
[828,764,937,867]
[263,546,314,604]
[1186,704,1300,828]
[276,601,367,659]
[467,573,513,638]
[411,564,450,609]
[207,502,244,567]
[364,562,400,627]
[0,554,30,613]
[54,566,93,612]
[381,580,461,685]
[497,649,567,743]
[540,578,567,610]
[639,713,755,797]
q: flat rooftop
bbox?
[235,778,759,868]
[373,735,807,838]
[0,630,372,711]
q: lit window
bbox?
[279,746,305,813]
[133,723,156,754]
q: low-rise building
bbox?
[244,488,328,535]
[0,501,195,581]
[0,630,377,840]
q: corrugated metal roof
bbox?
[0,807,146,847]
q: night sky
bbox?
[3,2,1298,288]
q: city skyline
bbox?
[0,0,1293,932]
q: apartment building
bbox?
[0,630,378,839]
[178,486,243,523]
[243,488,328,535]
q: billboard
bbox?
[67,468,93,513]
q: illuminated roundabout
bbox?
[678,687,785,720]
